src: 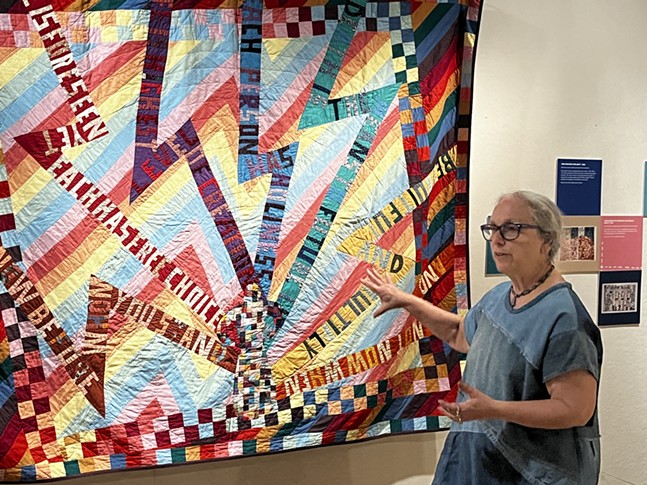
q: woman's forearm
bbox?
[491,397,592,429]
[441,374,597,430]
[362,267,469,352]
[456,372,597,429]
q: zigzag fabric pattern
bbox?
[0,0,481,480]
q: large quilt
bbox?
[0,0,481,480]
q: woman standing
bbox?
[362,191,602,484]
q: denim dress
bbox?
[432,282,603,485]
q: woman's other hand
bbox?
[438,382,497,424]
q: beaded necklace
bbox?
[510,264,554,307]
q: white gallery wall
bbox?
[71,1,647,484]
[469,1,647,485]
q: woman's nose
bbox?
[491,229,506,245]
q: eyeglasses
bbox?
[480,222,543,241]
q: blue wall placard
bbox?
[556,159,602,215]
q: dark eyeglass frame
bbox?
[480,222,543,241]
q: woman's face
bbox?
[488,196,550,277]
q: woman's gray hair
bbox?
[498,190,563,261]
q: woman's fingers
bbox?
[363,267,384,286]
[363,267,398,317]
[459,381,481,399]
[373,306,387,318]
[438,399,464,423]
[362,267,390,295]
[361,268,380,290]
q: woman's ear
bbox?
[540,237,551,257]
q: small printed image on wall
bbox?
[601,282,638,314]
[559,226,596,261]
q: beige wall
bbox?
[470,1,647,484]
[64,1,647,484]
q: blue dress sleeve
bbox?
[542,313,602,383]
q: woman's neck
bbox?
[509,262,554,293]
[508,262,558,307]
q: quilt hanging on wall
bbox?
[0,0,481,480]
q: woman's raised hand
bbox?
[361,266,405,317]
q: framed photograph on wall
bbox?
[554,216,600,273]
[598,270,642,326]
